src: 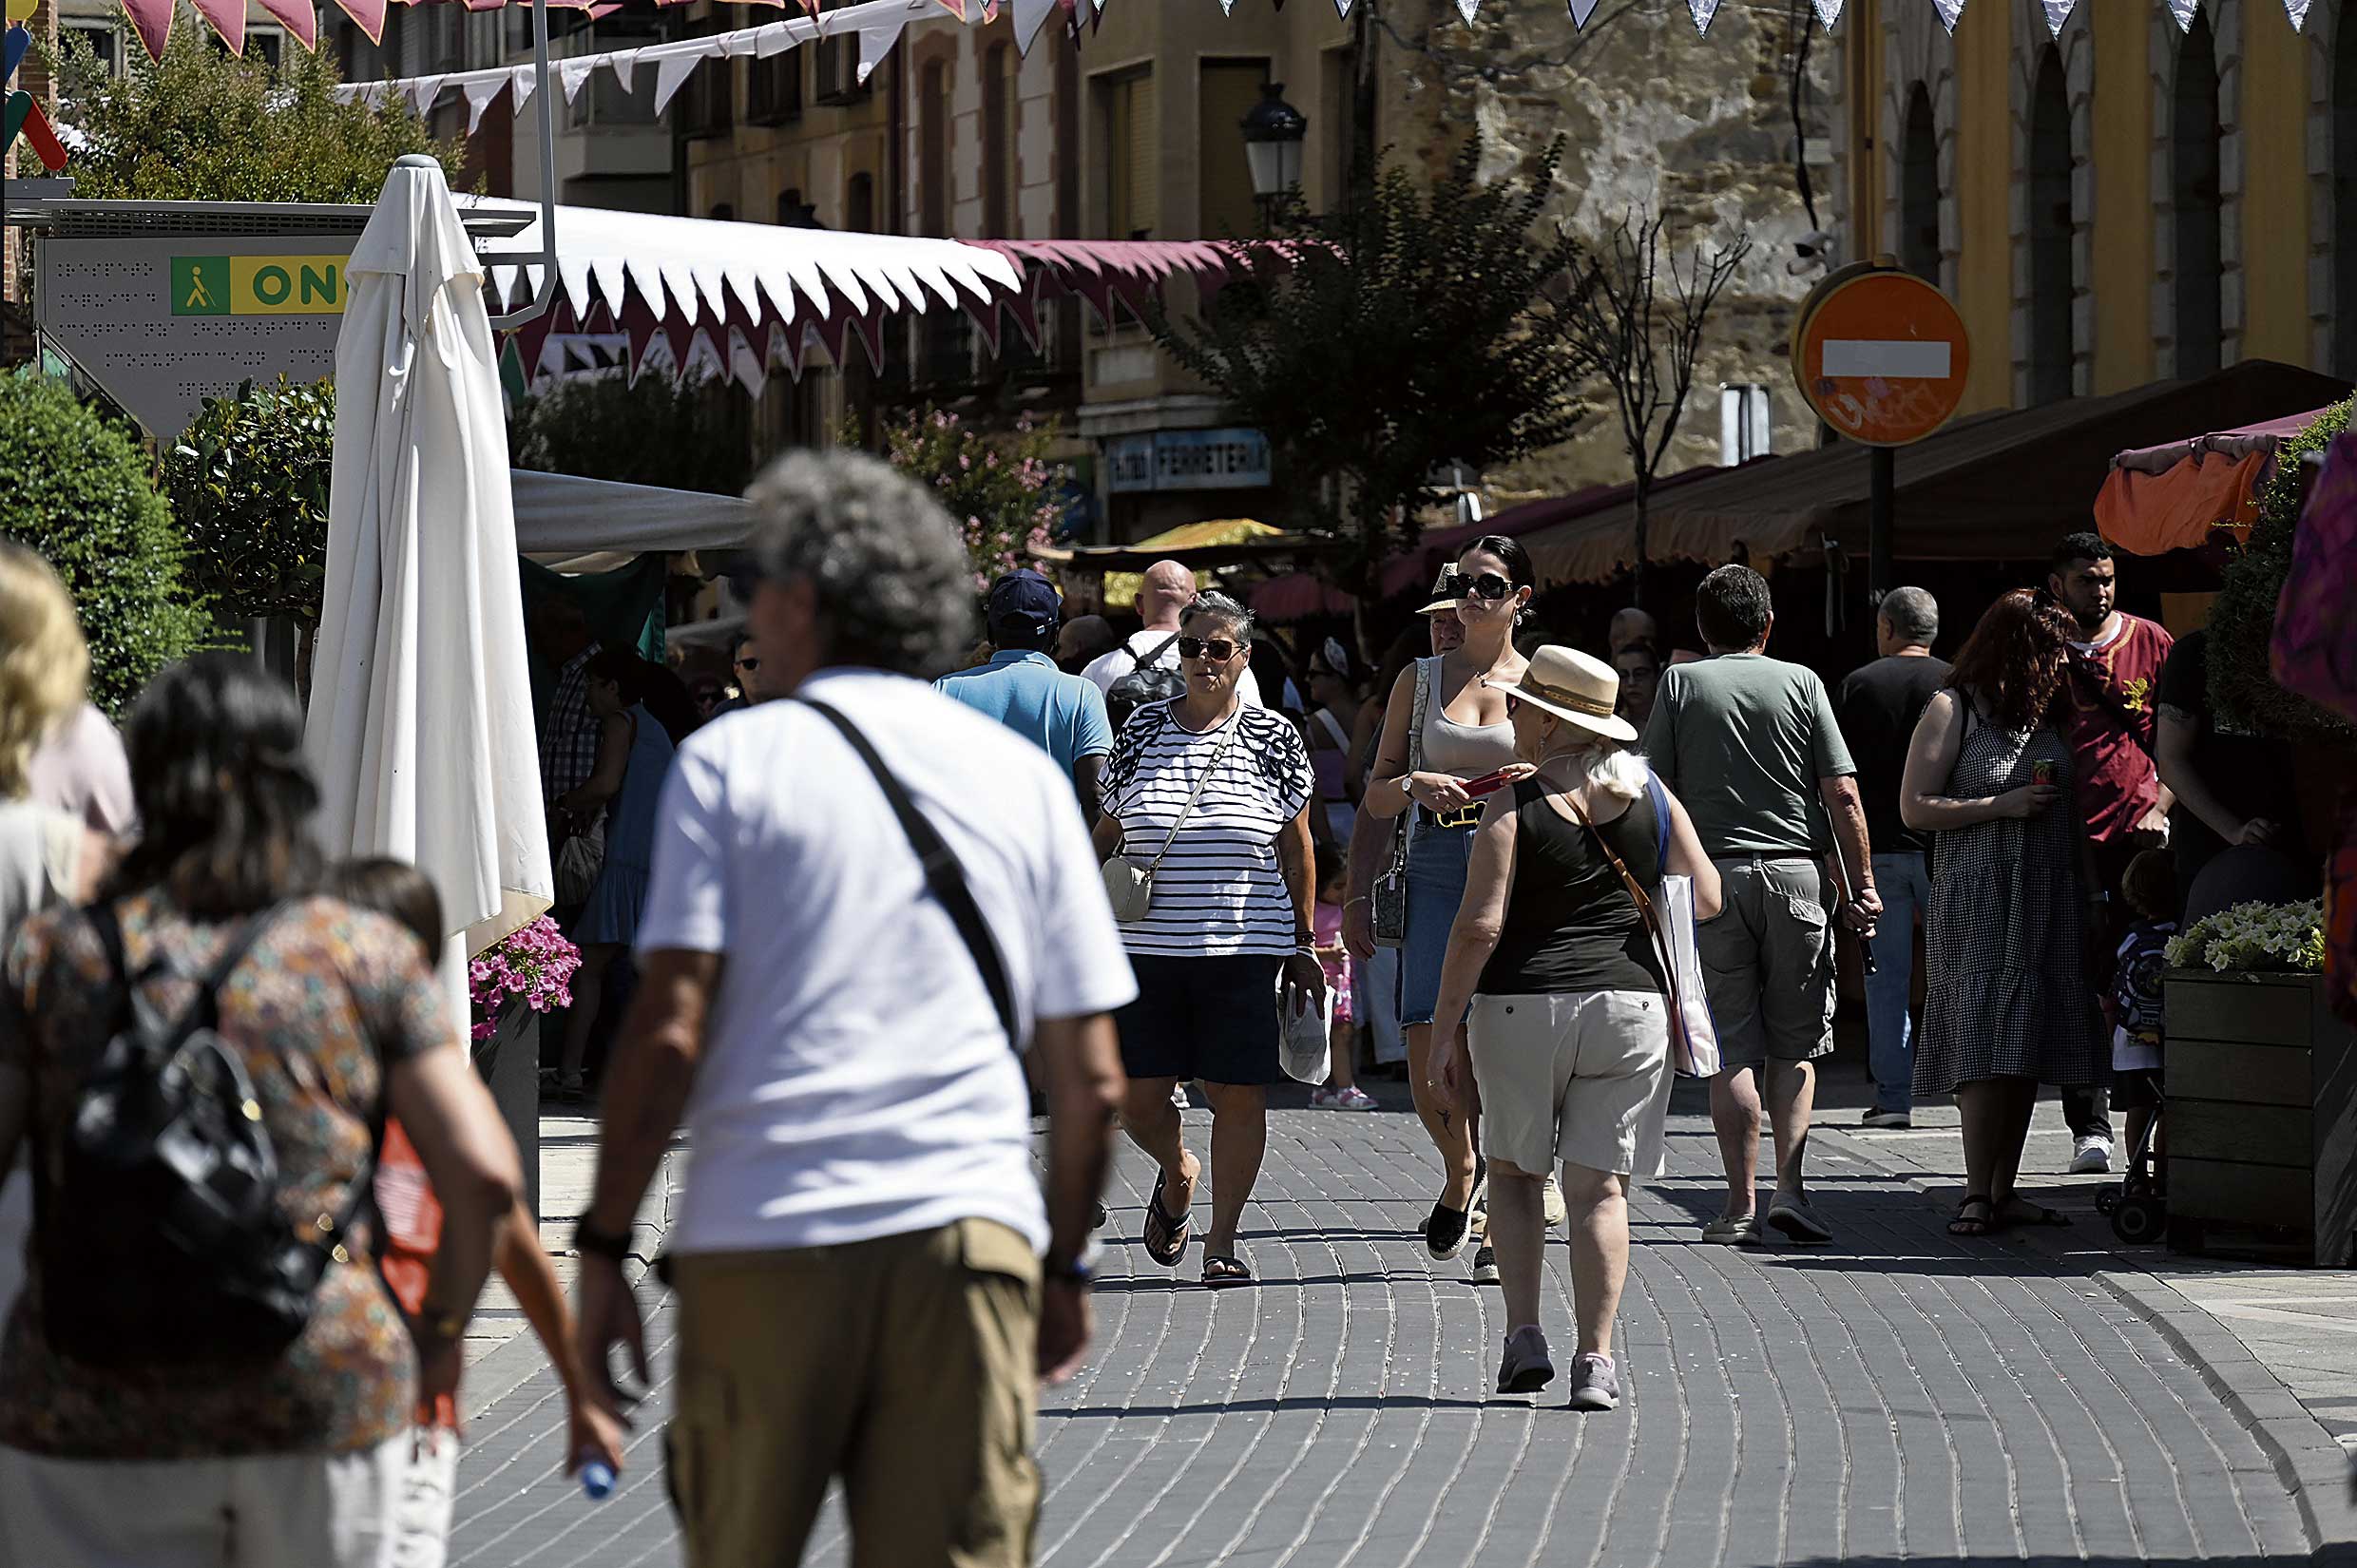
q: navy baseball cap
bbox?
[987,569,1062,635]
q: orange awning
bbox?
[2092,449,2269,556]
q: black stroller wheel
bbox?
[2112,1194,2165,1245]
[2096,1186,2121,1215]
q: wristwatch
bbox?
[572,1215,635,1265]
[1045,1239,1103,1287]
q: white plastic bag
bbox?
[1277,976,1335,1085]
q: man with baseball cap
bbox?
[937,568,1117,821]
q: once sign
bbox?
[1790,264,1970,448]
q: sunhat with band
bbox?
[1486,645,1640,743]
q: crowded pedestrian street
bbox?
[444,1073,2348,1568]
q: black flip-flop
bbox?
[1202,1254,1253,1288]
[1142,1170,1192,1267]
[1948,1195,1996,1237]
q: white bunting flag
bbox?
[1688,0,1720,32]
[1011,0,1057,51]
[461,72,506,133]
[1333,0,1354,15]
[1930,0,1965,30]
[649,41,709,116]
[1453,0,1479,18]
[508,62,536,113]
[558,56,596,104]
[2166,0,2197,28]
[1566,0,1598,23]
[405,74,445,114]
[604,49,642,96]
[2286,0,2314,29]
[2041,0,2074,33]
[1811,0,1842,27]
[854,10,911,83]
[1218,0,1235,12]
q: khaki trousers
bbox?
[667,1219,1043,1568]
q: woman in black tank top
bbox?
[1426,646,1722,1409]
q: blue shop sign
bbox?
[1107,428,1272,493]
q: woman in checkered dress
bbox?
[1900,589,2107,1237]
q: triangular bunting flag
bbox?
[1010,0,1057,52]
[1565,0,1598,24]
[1810,0,1842,27]
[339,0,387,47]
[558,55,596,103]
[2041,0,2073,33]
[2286,0,2314,29]
[854,10,912,83]
[1930,0,1965,31]
[508,62,537,112]
[1334,0,1354,15]
[406,74,445,114]
[257,0,316,53]
[191,0,243,55]
[1218,0,1235,12]
[118,0,171,61]
[462,72,507,133]
[728,326,767,400]
[933,0,967,17]
[650,44,708,116]
[1688,0,1720,31]
[2165,0,2196,29]
[1453,0,1479,19]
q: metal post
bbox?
[485,0,558,331]
[1868,444,1895,604]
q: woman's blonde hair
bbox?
[0,545,90,800]
[1553,736,1649,803]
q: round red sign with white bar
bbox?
[1791,263,1972,448]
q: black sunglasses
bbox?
[1438,570,1517,602]
[1177,637,1242,662]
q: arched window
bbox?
[2334,16,2357,376]
[2173,11,2224,377]
[2027,48,2074,404]
[1900,86,1940,283]
[919,60,949,237]
[983,44,1017,237]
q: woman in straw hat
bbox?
[1428,644,1720,1409]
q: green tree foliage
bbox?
[875,410,1067,584]
[509,373,755,498]
[1150,137,1592,591]
[0,373,210,716]
[2209,397,2354,743]
[53,15,463,203]
[163,376,335,624]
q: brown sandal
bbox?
[1142,1171,1191,1267]
[1949,1195,1996,1237]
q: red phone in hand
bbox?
[1460,768,1517,798]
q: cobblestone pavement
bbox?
[449,1087,2335,1567]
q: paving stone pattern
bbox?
[449,1088,2322,1566]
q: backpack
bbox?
[1104,633,1185,731]
[33,902,379,1369]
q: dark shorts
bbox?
[1117,953,1285,1086]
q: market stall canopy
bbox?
[1037,519,1325,607]
[2094,407,2334,556]
[1523,360,2351,583]
[511,469,756,574]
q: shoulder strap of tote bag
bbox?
[1564,789,1688,1038]
[1138,714,1244,878]
[799,698,1020,1051]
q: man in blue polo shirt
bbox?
[936,569,1115,822]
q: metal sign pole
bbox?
[1869,445,1895,604]
[485,0,557,330]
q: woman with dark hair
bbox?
[1364,535,1550,1282]
[553,647,679,1100]
[1900,589,2107,1237]
[0,656,521,1566]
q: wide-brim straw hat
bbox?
[1490,644,1639,743]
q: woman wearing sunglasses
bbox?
[1362,537,1543,1282]
[1094,593,1325,1287]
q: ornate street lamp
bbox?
[1240,82,1309,215]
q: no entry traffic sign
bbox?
[1791,263,1971,449]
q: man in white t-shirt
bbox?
[574,451,1134,1568]
[1082,558,1264,709]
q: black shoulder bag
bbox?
[798,698,1020,1050]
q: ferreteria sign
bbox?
[170,255,350,316]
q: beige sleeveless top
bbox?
[1417,657,1519,777]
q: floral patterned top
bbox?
[0,892,447,1460]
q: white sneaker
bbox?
[1543,1176,1567,1229]
[1171,1081,1193,1111]
[2070,1135,2114,1175]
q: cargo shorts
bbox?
[1696,855,1838,1071]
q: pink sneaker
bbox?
[1310,1085,1378,1112]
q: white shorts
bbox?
[0,1432,412,1568]
[1467,989,1671,1178]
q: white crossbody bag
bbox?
[1102,719,1241,923]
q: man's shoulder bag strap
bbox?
[798,698,1022,1051]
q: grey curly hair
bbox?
[1181,589,1255,642]
[744,449,978,678]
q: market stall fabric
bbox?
[307,156,552,1028]
[511,468,757,572]
[2095,408,2329,556]
[1523,361,2350,583]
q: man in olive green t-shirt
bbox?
[1640,566,1880,1248]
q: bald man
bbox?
[1607,606,1658,657]
[1081,558,1264,709]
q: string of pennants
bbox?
[115,0,2327,76]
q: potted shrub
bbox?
[2162,899,2354,1265]
[468,916,581,1219]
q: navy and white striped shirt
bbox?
[1100,701,1314,959]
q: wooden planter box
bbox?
[2165,969,2357,1267]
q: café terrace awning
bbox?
[1523,360,2352,584]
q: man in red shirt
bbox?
[2047,531,2175,1176]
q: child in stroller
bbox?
[2098,851,2176,1243]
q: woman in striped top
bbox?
[1094,593,1324,1287]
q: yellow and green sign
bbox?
[170,256,349,316]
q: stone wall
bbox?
[1372,0,1844,505]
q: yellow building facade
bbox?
[1854,0,2350,415]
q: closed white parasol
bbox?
[307,154,553,1021]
